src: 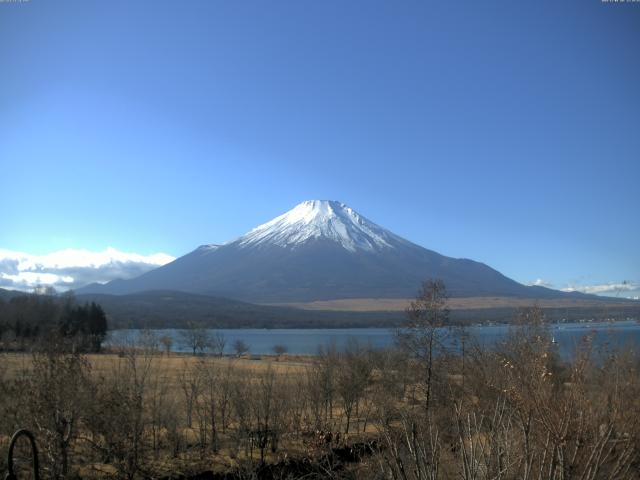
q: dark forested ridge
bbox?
[0,289,108,351]
[0,288,21,301]
[75,290,403,329]
[1,288,638,331]
[74,289,640,328]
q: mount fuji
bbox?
[78,200,575,303]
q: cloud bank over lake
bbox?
[0,248,175,292]
[530,279,639,300]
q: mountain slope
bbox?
[77,200,588,302]
[0,288,24,301]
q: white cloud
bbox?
[0,247,175,292]
[529,278,554,288]
[527,278,640,299]
[561,281,639,296]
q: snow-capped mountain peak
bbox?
[236,200,401,252]
[77,200,554,303]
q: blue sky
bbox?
[0,0,638,297]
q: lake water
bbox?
[108,320,640,359]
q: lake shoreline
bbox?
[107,320,640,358]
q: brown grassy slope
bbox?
[0,352,311,381]
[268,296,638,312]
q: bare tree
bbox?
[138,329,159,355]
[229,368,251,458]
[397,279,449,414]
[179,322,211,355]
[193,357,231,452]
[147,357,174,458]
[233,339,250,357]
[247,367,290,464]
[84,348,153,480]
[272,344,288,357]
[210,330,226,357]
[217,362,235,433]
[313,342,338,425]
[26,347,92,478]
[159,335,173,356]
[179,361,201,429]
[336,340,372,434]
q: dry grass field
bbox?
[1,351,311,381]
[270,296,636,312]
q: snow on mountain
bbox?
[196,244,221,252]
[236,200,404,252]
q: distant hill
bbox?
[2,287,636,329]
[77,200,600,303]
[75,290,640,329]
[76,290,403,329]
[0,288,24,301]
